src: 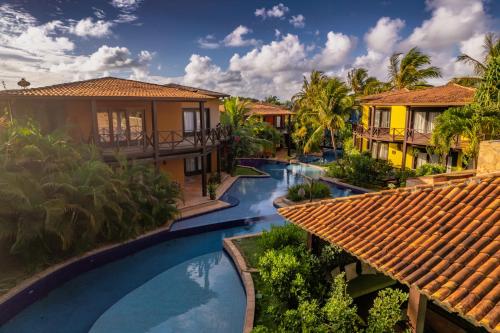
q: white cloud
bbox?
[197,34,220,49]
[93,7,106,19]
[401,0,486,51]
[289,14,305,28]
[364,17,405,53]
[114,14,138,23]
[223,25,259,47]
[0,5,154,89]
[255,3,289,19]
[110,0,143,12]
[313,32,355,69]
[173,32,356,100]
[69,17,113,38]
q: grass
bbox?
[234,165,263,176]
[233,235,276,329]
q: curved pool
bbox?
[0,161,358,333]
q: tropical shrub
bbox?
[0,121,181,266]
[327,151,393,187]
[366,288,408,333]
[258,223,306,252]
[252,224,409,332]
[286,181,331,202]
[415,163,446,176]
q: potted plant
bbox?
[208,182,217,200]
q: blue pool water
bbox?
[0,161,358,333]
[172,162,354,231]
[298,149,342,164]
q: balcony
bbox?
[92,126,230,161]
[353,124,467,149]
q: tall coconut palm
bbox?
[302,78,353,159]
[457,33,500,77]
[388,47,441,89]
[347,68,391,96]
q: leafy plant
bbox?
[258,223,306,252]
[366,288,408,333]
[415,163,446,176]
[286,182,331,202]
[207,182,217,200]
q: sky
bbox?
[0,0,498,100]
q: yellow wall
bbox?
[361,105,370,128]
[389,106,406,129]
[388,143,403,168]
[160,159,185,184]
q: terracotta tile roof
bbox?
[247,102,294,116]
[163,83,229,98]
[218,101,294,116]
[360,84,475,106]
[279,173,500,332]
[0,77,214,100]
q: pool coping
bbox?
[223,233,262,333]
[0,213,280,326]
[0,158,288,326]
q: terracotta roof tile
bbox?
[0,77,214,100]
[279,172,500,332]
[360,83,475,106]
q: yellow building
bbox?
[0,77,229,196]
[353,83,475,170]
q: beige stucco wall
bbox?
[477,140,500,174]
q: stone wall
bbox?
[477,140,500,174]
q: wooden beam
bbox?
[368,106,375,150]
[407,286,427,333]
[306,232,320,255]
[152,100,160,170]
[216,145,221,175]
[91,99,99,144]
[199,101,207,196]
[401,107,411,170]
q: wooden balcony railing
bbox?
[90,125,230,156]
[353,125,466,148]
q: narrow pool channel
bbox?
[0,161,358,333]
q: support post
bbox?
[287,114,292,156]
[91,99,98,144]
[152,100,160,170]
[401,107,411,170]
[199,101,207,196]
[306,232,320,256]
[407,286,427,333]
[368,106,375,150]
[216,145,221,175]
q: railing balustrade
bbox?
[92,125,231,155]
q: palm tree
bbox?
[347,68,391,96]
[432,53,500,166]
[302,78,353,159]
[221,97,277,173]
[388,47,441,89]
[457,33,500,77]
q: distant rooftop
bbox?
[360,83,475,106]
[163,83,229,98]
[0,77,215,100]
[279,172,500,332]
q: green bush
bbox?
[415,163,446,176]
[366,288,408,333]
[286,181,331,202]
[0,121,181,265]
[326,152,394,187]
[258,223,306,252]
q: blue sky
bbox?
[0,0,498,99]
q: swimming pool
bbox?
[298,149,342,164]
[0,161,358,333]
